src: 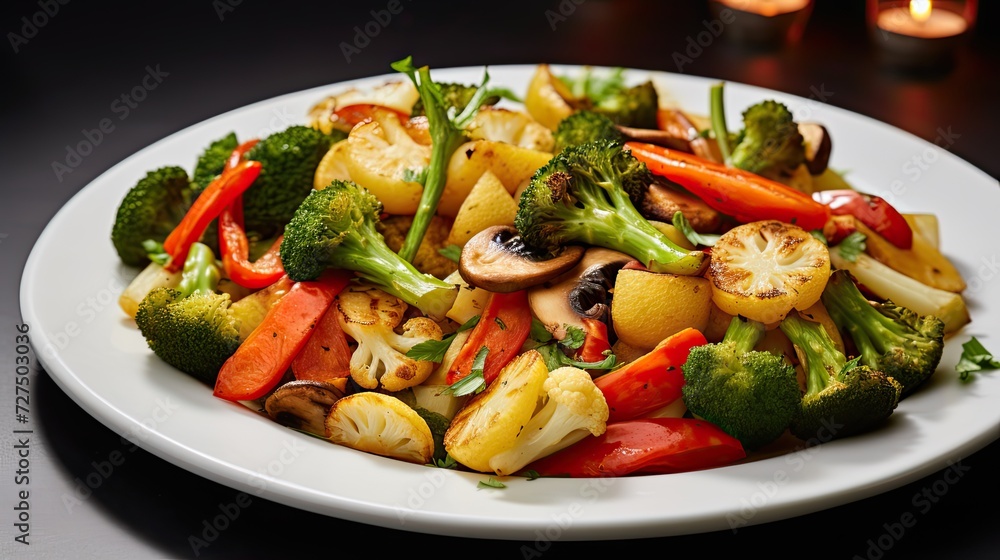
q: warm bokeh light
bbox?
[910,0,932,22]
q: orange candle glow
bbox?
[715,0,811,17]
[876,0,968,39]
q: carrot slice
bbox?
[213,271,352,401]
[290,303,352,382]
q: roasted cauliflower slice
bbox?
[467,107,555,152]
[325,392,434,464]
[707,220,831,325]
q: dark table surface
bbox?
[2,1,998,558]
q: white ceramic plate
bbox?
[21,65,1000,540]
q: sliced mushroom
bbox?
[614,124,692,152]
[641,181,722,233]
[264,380,346,436]
[656,108,724,163]
[459,225,585,293]
[527,248,634,340]
[799,122,832,175]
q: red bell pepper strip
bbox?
[213,271,353,402]
[218,137,284,288]
[526,417,745,477]
[290,302,352,382]
[625,142,831,231]
[218,196,285,289]
[594,328,707,423]
[577,318,612,363]
[812,189,912,250]
[162,160,262,272]
[447,290,533,386]
[227,139,259,170]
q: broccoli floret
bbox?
[729,100,806,178]
[681,316,801,449]
[241,125,334,236]
[135,242,241,384]
[279,180,458,321]
[414,407,452,463]
[553,110,623,153]
[191,132,238,194]
[591,80,659,129]
[514,139,707,275]
[558,67,659,128]
[410,82,501,117]
[111,166,192,266]
[821,270,945,397]
[779,311,902,441]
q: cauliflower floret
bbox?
[489,366,609,476]
[379,215,458,280]
[443,355,609,476]
[336,285,443,392]
[467,107,555,153]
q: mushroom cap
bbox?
[459,225,585,293]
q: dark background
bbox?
[1,0,998,558]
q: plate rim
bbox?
[20,63,1000,540]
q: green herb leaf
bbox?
[478,477,506,489]
[523,470,541,481]
[438,244,462,263]
[402,167,429,185]
[838,356,861,377]
[560,325,586,350]
[530,318,553,343]
[957,337,1000,381]
[457,314,481,332]
[142,239,170,266]
[810,229,829,246]
[406,334,456,363]
[442,346,489,396]
[494,317,507,330]
[537,343,617,372]
[836,232,867,263]
[672,211,720,247]
[432,454,459,469]
[407,314,481,363]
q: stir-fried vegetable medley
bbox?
[112,59,984,479]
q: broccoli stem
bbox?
[779,313,845,397]
[331,225,457,321]
[177,242,221,297]
[395,64,476,263]
[710,83,732,165]
[822,272,907,362]
[563,180,706,275]
[723,316,766,355]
